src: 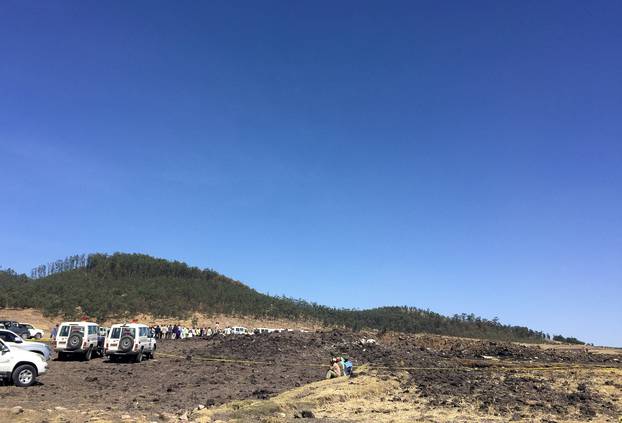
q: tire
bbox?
[67,333,83,351]
[21,333,29,340]
[84,346,92,361]
[119,336,134,353]
[12,364,36,387]
[134,349,143,363]
[150,346,156,359]
[34,333,42,339]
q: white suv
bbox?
[0,339,48,387]
[105,323,156,363]
[22,324,45,339]
[56,321,100,361]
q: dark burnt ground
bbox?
[0,331,620,421]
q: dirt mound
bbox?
[0,331,620,422]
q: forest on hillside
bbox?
[0,253,582,344]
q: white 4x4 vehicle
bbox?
[105,323,156,363]
[22,324,44,339]
[0,339,48,387]
[56,321,100,361]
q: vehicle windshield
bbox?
[110,327,135,339]
[24,324,33,329]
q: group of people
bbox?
[150,324,220,339]
[325,356,353,379]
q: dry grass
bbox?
[191,366,622,423]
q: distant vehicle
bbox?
[0,329,52,361]
[21,323,44,339]
[0,339,48,387]
[253,327,285,334]
[105,323,156,363]
[56,321,101,361]
[229,326,249,335]
[0,321,31,340]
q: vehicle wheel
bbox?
[119,336,134,353]
[21,333,29,340]
[67,333,83,351]
[13,364,36,387]
[84,346,92,361]
[134,349,143,363]
[35,333,42,339]
[150,346,156,359]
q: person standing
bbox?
[50,324,59,340]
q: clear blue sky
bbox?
[1,1,620,346]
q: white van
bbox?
[105,323,156,363]
[230,326,249,335]
[0,339,48,387]
[55,321,100,360]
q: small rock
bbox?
[197,404,205,410]
[179,412,188,421]
[55,406,68,411]
[121,415,132,420]
[11,406,24,414]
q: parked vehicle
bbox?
[0,329,52,361]
[21,323,44,339]
[55,321,101,361]
[0,321,30,340]
[228,326,249,335]
[253,327,279,334]
[105,323,156,363]
[0,339,48,387]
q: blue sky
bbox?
[1,1,621,346]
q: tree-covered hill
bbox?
[0,253,578,343]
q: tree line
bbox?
[0,253,583,344]
[30,254,89,279]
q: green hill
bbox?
[0,253,578,343]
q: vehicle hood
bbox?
[12,346,45,361]
[23,341,49,349]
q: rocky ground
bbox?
[1,331,621,422]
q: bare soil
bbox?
[1,330,621,422]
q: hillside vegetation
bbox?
[0,253,579,343]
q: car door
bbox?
[56,325,70,349]
[89,325,99,347]
[0,340,12,373]
[139,327,148,350]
